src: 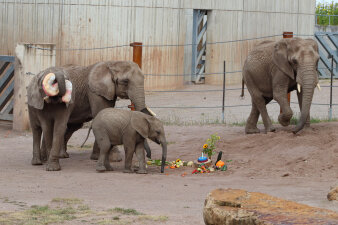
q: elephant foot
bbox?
[59,151,69,158]
[278,115,290,127]
[104,164,114,171]
[96,164,106,172]
[136,169,147,174]
[90,153,99,160]
[46,161,61,171]
[266,126,276,133]
[123,169,134,173]
[245,127,260,134]
[31,158,42,165]
[109,149,123,162]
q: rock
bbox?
[203,188,338,225]
[327,186,338,201]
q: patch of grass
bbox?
[0,205,77,225]
[166,141,176,145]
[229,116,338,127]
[81,144,93,149]
[112,207,143,215]
[138,215,168,222]
[51,198,83,205]
[162,115,224,126]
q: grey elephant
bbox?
[242,37,320,134]
[28,61,152,171]
[83,108,167,173]
[28,68,74,170]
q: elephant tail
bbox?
[81,125,92,148]
[240,78,245,98]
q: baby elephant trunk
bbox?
[160,141,167,173]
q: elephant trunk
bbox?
[129,86,146,111]
[160,140,167,173]
[54,72,66,97]
[293,72,316,134]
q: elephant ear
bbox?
[27,75,44,110]
[131,113,150,139]
[88,62,117,100]
[273,39,295,80]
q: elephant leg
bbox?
[46,113,70,171]
[249,93,275,133]
[274,90,293,127]
[109,145,123,162]
[104,147,114,171]
[95,133,111,172]
[90,141,100,160]
[59,123,83,158]
[40,120,55,170]
[123,141,135,173]
[245,101,261,134]
[135,141,147,174]
[297,92,310,127]
[31,126,43,165]
[40,137,48,162]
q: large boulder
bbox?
[203,188,338,225]
[327,186,338,201]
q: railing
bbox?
[315,14,338,26]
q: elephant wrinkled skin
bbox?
[242,38,320,134]
[28,61,152,171]
[89,108,167,174]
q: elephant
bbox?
[242,37,320,134]
[27,61,153,171]
[28,68,74,170]
[83,108,167,173]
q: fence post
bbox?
[129,42,143,111]
[329,53,333,120]
[13,43,56,131]
[280,32,293,114]
[222,61,226,123]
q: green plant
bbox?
[316,1,338,25]
[202,134,221,158]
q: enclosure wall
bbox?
[0,0,315,89]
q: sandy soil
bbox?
[0,120,337,224]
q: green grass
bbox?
[0,198,168,225]
[162,115,223,126]
[229,116,338,127]
[112,207,143,215]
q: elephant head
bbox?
[131,113,167,173]
[273,38,320,133]
[88,61,152,115]
[27,69,73,109]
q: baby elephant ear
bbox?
[131,113,150,139]
[27,75,44,110]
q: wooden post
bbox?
[280,32,293,113]
[13,43,56,131]
[128,42,143,111]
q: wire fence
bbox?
[25,32,338,125]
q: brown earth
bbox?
[0,120,337,224]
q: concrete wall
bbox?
[0,0,316,88]
[13,43,56,131]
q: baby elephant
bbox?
[86,108,167,173]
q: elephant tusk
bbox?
[297,83,301,93]
[317,83,321,91]
[42,73,59,96]
[146,107,157,116]
[62,80,73,103]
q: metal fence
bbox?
[24,32,338,125]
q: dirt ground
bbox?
[0,82,337,224]
[0,120,337,224]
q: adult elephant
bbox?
[242,37,320,134]
[28,61,152,171]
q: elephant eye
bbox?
[120,79,129,85]
[292,58,298,65]
[156,130,161,135]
